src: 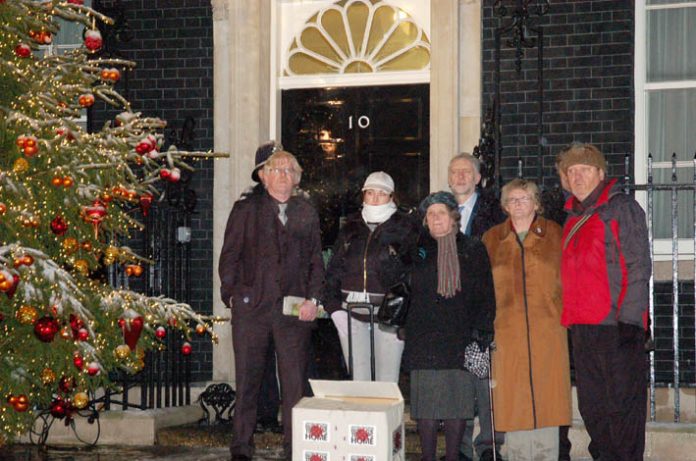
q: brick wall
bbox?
[92,0,214,381]
[482,0,634,186]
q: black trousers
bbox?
[230,311,312,457]
[256,341,280,425]
[571,325,647,461]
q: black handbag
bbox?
[377,281,411,327]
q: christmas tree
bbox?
[0,0,217,442]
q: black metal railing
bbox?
[103,191,196,410]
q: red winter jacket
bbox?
[561,179,651,328]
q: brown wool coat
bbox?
[482,216,571,432]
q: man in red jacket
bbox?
[219,145,325,461]
[558,143,650,461]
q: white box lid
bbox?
[309,379,403,402]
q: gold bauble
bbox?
[16,305,38,324]
[41,368,56,385]
[114,344,130,360]
[73,259,89,275]
[135,347,145,361]
[59,326,72,340]
[62,237,79,253]
[73,391,89,409]
[132,359,145,372]
[105,246,119,259]
[195,324,206,335]
[13,158,29,174]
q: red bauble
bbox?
[50,215,68,236]
[139,193,154,217]
[84,29,102,51]
[120,314,144,351]
[78,93,94,107]
[14,43,31,58]
[13,394,29,412]
[76,327,89,341]
[155,326,166,340]
[67,0,84,4]
[100,67,120,83]
[135,135,156,155]
[69,314,84,339]
[50,397,68,419]
[82,200,106,238]
[73,353,84,370]
[159,168,171,180]
[4,274,20,299]
[82,200,106,223]
[33,315,59,342]
[168,168,181,183]
[181,342,192,356]
[87,361,100,376]
[58,376,76,393]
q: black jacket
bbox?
[323,210,420,316]
[402,232,496,371]
[469,188,506,238]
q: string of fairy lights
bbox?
[0,0,226,442]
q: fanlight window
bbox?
[286,0,430,76]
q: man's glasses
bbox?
[266,167,295,176]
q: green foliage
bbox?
[0,0,215,442]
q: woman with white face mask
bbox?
[323,171,420,382]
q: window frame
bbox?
[635,0,696,259]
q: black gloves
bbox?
[618,322,644,346]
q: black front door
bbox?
[282,84,429,245]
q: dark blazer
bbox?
[468,189,506,238]
[218,186,324,317]
[402,232,496,371]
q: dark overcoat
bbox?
[402,232,495,371]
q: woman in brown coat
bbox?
[481,179,571,461]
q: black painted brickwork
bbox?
[92,1,214,382]
[482,0,634,187]
[653,281,695,385]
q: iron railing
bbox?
[104,195,195,411]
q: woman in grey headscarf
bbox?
[403,191,496,461]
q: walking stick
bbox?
[487,341,497,461]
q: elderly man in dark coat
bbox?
[219,144,325,461]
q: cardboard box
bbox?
[292,379,405,461]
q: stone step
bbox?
[156,418,684,460]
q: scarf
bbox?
[361,201,397,226]
[436,229,461,298]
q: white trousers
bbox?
[505,426,559,461]
[331,310,404,382]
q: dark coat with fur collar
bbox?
[323,210,420,316]
[402,233,495,371]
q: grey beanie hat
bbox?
[419,191,458,215]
